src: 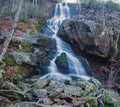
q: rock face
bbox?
[55,52,69,74]
[58,19,119,58]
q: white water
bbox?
[46,2,87,79]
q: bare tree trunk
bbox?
[0,0,23,62]
[12,0,15,13]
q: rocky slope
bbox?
[1,76,120,107]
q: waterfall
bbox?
[45,2,87,79]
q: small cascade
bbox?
[46,1,87,79]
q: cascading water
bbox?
[44,1,88,80]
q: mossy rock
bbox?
[55,52,69,74]
[3,53,20,66]
[3,52,33,66]
[37,37,53,47]
[102,90,120,107]
[19,43,33,52]
[85,97,98,107]
[0,90,24,101]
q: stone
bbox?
[0,69,4,78]
[33,78,50,89]
[10,102,47,107]
[1,81,22,91]
[73,101,84,107]
[33,89,47,98]
[88,78,102,89]
[58,19,119,58]
[0,81,24,101]
[38,98,53,105]
[64,85,83,96]
[55,52,69,74]
[12,52,33,65]
[0,90,24,101]
[4,52,33,66]
[75,79,96,93]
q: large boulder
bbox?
[58,19,119,58]
[33,37,56,66]
[55,52,69,74]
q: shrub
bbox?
[19,13,29,22]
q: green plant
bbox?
[19,13,29,22]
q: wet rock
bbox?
[64,85,83,96]
[33,89,47,98]
[32,78,50,89]
[55,52,69,74]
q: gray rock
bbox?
[73,101,84,107]
[10,102,49,107]
[33,78,50,89]
[1,81,22,91]
[12,52,33,65]
[64,85,83,96]
[33,89,47,98]
[58,19,119,58]
[88,78,102,89]
[38,98,53,105]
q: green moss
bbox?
[102,90,120,107]
[17,66,34,78]
[60,53,67,63]
[85,97,98,107]
[19,43,33,52]
[3,53,20,66]
[38,18,47,28]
